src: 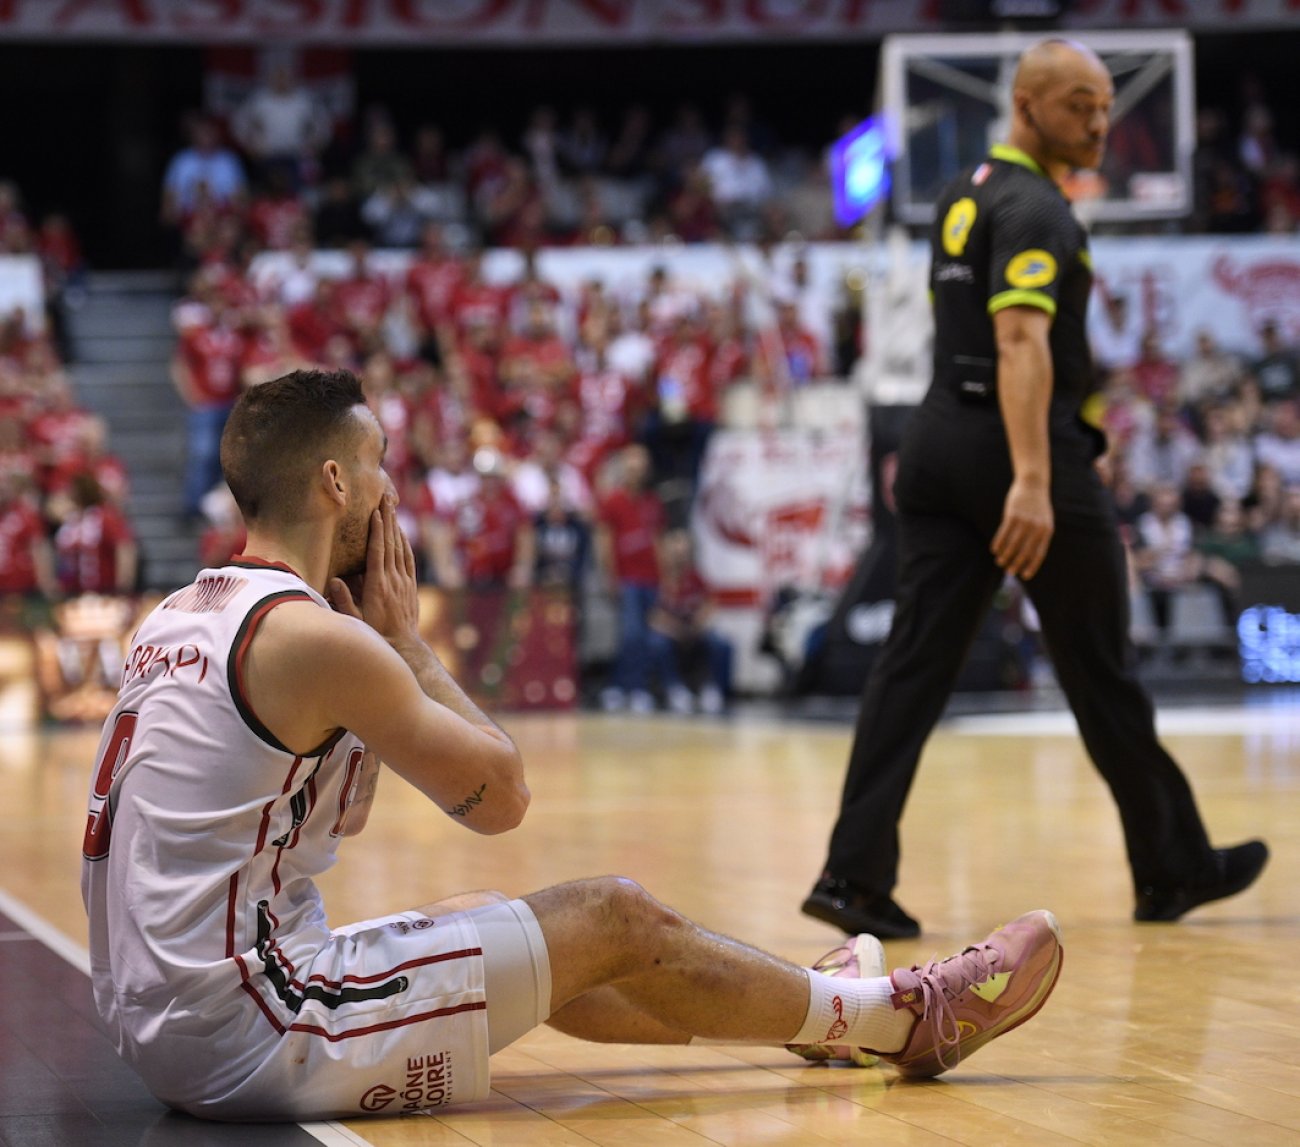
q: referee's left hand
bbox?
[992,481,1054,581]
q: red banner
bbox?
[0,0,1295,45]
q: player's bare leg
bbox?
[524,877,1064,1076]
[526,877,812,1044]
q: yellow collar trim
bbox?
[989,144,1048,178]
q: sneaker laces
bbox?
[893,942,1000,1071]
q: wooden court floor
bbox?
[0,699,1297,1146]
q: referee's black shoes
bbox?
[800,874,921,939]
[1134,840,1270,923]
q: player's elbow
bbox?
[462,743,530,835]
[479,778,531,835]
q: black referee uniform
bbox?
[807,145,1265,932]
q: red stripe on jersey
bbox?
[287,1000,486,1043]
[302,947,484,991]
[254,755,303,856]
[228,555,306,580]
[239,976,288,1036]
[260,926,483,996]
[331,748,365,836]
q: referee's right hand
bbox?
[991,481,1054,581]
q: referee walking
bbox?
[803,39,1267,939]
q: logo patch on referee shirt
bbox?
[942,198,977,256]
[1005,249,1057,289]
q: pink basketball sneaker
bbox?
[787,932,886,1067]
[875,909,1063,1078]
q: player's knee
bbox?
[592,876,683,943]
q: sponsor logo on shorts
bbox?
[402,1052,452,1111]
[388,916,437,935]
[359,1083,397,1112]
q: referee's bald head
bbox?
[1014,38,1108,97]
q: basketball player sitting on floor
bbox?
[82,369,1064,1121]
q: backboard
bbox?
[881,31,1195,226]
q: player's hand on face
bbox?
[329,495,421,645]
[992,480,1054,581]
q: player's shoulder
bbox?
[249,596,408,705]
[254,593,364,648]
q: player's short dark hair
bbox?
[220,369,367,524]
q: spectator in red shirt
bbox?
[447,250,510,344]
[414,436,480,579]
[54,472,137,596]
[332,239,390,350]
[0,413,38,488]
[707,303,752,390]
[240,305,305,388]
[646,528,732,715]
[1131,331,1180,408]
[360,351,416,492]
[246,167,309,252]
[43,415,129,524]
[428,451,534,590]
[171,295,246,522]
[567,334,645,486]
[645,311,718,491]
[505,250,563,324]
[405,223,465,347]
[26,375,96,490]
[449,316,504,421]
[499,301,577,435]
[596,443,665,713]
[409,360,472,469]
[287,278,345,363]
[0,468,57,602]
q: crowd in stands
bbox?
[1089,297,1300,640]
[165,205,831,709]
[0,197,137,616]
[160,70,843,272]
[4,59,1300,707]
[154,65,1300,270]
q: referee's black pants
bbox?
[824,410,1215,898]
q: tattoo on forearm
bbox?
[447,784,487,817]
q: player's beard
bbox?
[333,498,371,581]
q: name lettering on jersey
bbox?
[163,574,248,614]
[447,783,487,818]
[942,197,977,257]
[1005,249,1058,289]
[122,642,210,685]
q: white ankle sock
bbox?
[789,969,914,1053]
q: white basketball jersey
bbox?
[81,559,377,1106]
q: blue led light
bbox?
[1238,605,1300,684]
[831,115,891,228]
